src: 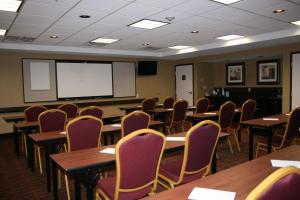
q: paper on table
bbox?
[111,124,121,127]
[167,108,173,111]
[204,112,217,115]
[60,131,66,134]
[262,118,279,121]
[271,160,300,168]
[188,187,236,200]
[166,137,185,142]
[100,148,115,155]
[235,109,239,111]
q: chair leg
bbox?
[23,134,28,157]
[255,144,260,158]
[58,169,61,189]
[233,133,241,152]
[37,146,43,174]
[227,137,233,154]
[65,175,71,200]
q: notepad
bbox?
[271,160,300,168]
[204,112,217,115]
[262,118,279,121]
[100,148,115,154]
[166,137,185,142]
[111,124,121,127]
[60,131,66,134]
[188,187,236,200]
[285,113,291,115]
[167,108,173,111]
[235,109,239,112]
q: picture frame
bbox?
[257,60,280,84]
[226,63,245,85]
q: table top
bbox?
[142,145,300,200]
[186,108,241,120]
[119,104,163,111]
[240,113,289,128]
[148,106,196,114]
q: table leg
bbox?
[52,160,58,200]
[103,135,108,146]
[211,148,217,174]
[267,129,273,153]
[27,136,35,172]
[238,127,241,142]
[249,126,254,160]
[110,133,114,145]
[74,176,81,200]
[13,125,19,154]
[46,148,51,192]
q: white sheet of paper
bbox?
[262,118,279,121]
[188,187,236,200]
[285,113,290,115]
[166,137,185,141]
[204,112,217,115]
[60,131,66,134]
[111,124,121,127]
[271,160,300,168]
[100,148,115,154]
[167,108,173,111]
[235,109,239,111]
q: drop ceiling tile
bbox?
[97,14,140,27]
[33,34,68,45]
[44,25,79,36]
[54,18,93,30]
[231,0,284,12]
[86,22,120,32]
[62,8,108,22]
[104,26,147,39]
[8,23,46,38]
[116,2,164,19]
[135,0,188,9]
[73,0,131,13]
[171,0,223,15]
[148,9,193,23]
[25,0,80,7]
[0,11,17,22]
[0,21,11,30]
[14,14,56,28]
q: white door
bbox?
[176,64,194,106]
[291,52,300,109]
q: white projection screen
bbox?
[56,62,113,99]
[291,52,300,109]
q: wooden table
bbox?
[119,104,163,114]
[50,132,229,200]
[28,120,164,192]
[240,113,289,160]
[142,145,300,200]
[12,114,122,154]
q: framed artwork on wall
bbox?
[226,63,245,85]
[257,60,280,84]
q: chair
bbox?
[121,111,150,138]
[195,97,210,113]
[58,103,78,118]
[230,99,257,152]
[158,120,220,189]
[65,116,103,200]
[23,105,47,156]
[95,129,166,200]
[79,106,103,119]
[166,100,188,134]
[142,98,156,116]
[246,166,300,200]
[163,96,175,109]
[217,101,236,154]
[255,107,300,158]
[37,109,67,174]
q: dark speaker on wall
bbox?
[138,61,157,75]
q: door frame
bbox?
[290,51,300,110]
[175,63,194,105]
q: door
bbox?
[175,64,194,106]
[291,52,300,109]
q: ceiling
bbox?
[0,0,300,59]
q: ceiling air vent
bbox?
[4,36,35,43]
[140,46,162,51]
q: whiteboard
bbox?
[113,62,136,97]
[291,52,300,109]
[30,62,50,90]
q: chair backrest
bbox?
[171,100,188,123]
[163,96,175,109]
[24,105,47,122]
[240,99,256,122]
[38,109,67,132]
[279,107,300,147]
[176,120,220,184]
[196,97,210,113]
[121,111,150,138]
[218,101,236,130]
[79,106,103,119]
[66,116,103,152]
[142,98,156,113]
[246,167,300,200]
[58,103,78,118]
[114,129,166,200]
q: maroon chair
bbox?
[37,109,67,174]
[142,98,156,116]
[163,96,175,109]
[256,107,300,157]
[246,167,300,200]
[218,101,236,154]
[121,111,150,138]
[158,120,220,189]
[79,106,103,119]
[166,100,188,134]
[58,103,78,118]
[96,129,166,200]
[195,97,210,113]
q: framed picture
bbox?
[226,63,245,85]
[257,60,280,84]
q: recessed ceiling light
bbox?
[142,43,150,46]
[129,19,169,29]
[50,35,59,39]
[79,15,91,18]
[217,34,244,40]
[0,29,7,36]
[273,9,285,13]
[291,20,300,26]
[191,30,199,34]
[0,0,22,12]
[169,45,191,50]
[165,17,175,21]
[91,38,119,44]
[211,0,241,5]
